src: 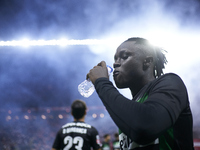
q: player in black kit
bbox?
[52,100,101,150]
[87,37,194,150]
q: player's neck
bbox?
[74,117,85,122]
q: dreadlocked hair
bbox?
[125,37,168,78]
[154,47,168,77]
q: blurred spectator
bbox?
[112,133,120,150]
[102,134,112,150]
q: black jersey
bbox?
[52,121,101,150]
[95,73,194,150]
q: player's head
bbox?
[71,100,87,120]
[124,37,167,78]
[113,37,167,89]
[103,134,111,142]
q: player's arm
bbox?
[90,127,102,150]
[94,75,186,145]
[52,129,62,150]
[95,78,170,144]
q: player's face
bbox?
[113,41,145,89]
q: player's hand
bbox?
[87,61,109,84]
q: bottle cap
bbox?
[107,65,113,75]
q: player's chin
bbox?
[114,76,128,88]
[114,81,127,89]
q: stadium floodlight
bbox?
[0,39,107,47]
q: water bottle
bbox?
[78,65,113,98]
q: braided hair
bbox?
[125,37,168,78]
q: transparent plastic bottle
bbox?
[78,65,113,98]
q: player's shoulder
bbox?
[62,122,76,128]
[62,122,92,129]
[165,72,181,77]
[151,73,187,93]
[157,73,184,84]
[160,72,180,79]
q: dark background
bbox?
[0,0,200,149]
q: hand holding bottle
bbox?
[87,61,111,84]
[78,61,113,98]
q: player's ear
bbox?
[143,56,153,70]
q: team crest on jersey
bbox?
[119,132,133,149]
[119,132,159,149]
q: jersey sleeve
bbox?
[94,74,189,145]
[90,126,101,149]
[52,129,62,149]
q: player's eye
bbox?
[121,52,130,60]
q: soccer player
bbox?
[87,37,194,149]
[52,100,101,150]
